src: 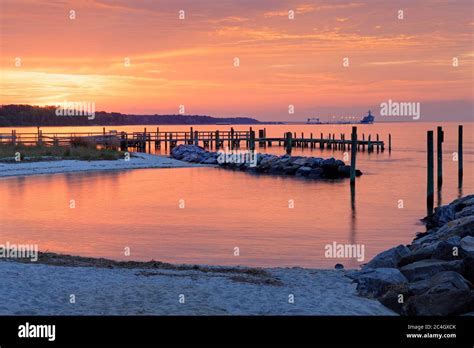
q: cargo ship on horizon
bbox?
[305,110,375,125]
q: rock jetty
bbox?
[170,145,362,180]
[349,195,474,315]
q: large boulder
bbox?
[464,256,474,283]
[400,259,464,282]
[308,168,324,179]
[283,164,300,175]
[461,236,474,257]
[295,166,312,177]
[431,236,462,261]
[456,204,474,220]
[321,158,340,178]
[403,290,474,316]
[424,194,474,229]
[363,245,411,269]
[351,268,408,297]
[292,157,309,166]
[398,243,437,266]
[378,288,409,314]
[412,215,474,248]
[408,271,472,296]
[307,157,323,168]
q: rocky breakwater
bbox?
[170,145,362,180]
[349,195,474,315]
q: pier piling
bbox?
[427,131,434,216]
[458,125,463,187]
[285,132,292,155]
[350,127,357,185]
[437,126,444,188]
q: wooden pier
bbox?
[0,127,387,154]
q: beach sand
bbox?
[0,254,395,315]
[0,153,205,178]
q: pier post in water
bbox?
[458,125,463,187]
[215,130,220,150]
[194,131,199,146]
[437,126,444,188]
[427,131,434,216]
[249,129,255,151]
[388,134,392,153]
[285,132,292,155]
[350,127,357,185]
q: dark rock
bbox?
[464,256,474,283]
[337,165,351,177]
[321,158,339,178]
[292,157,309,166]
[307,158,323,168]
[334,263,344,269]
[351,268,408,297]
[400,259,464,282]
[424,194,474,229]
[295,166,312,177]
[432,236,462,261]
[412,215,474,248]
[456,204,474,220]
[283,164,300,175]
[408,271,472,296]
[398,244,437,267]
[403,290,474,316]
[425,204,455,230]
[379,288,410,314]
[308,168,324,179]
[461,236,474,257]
[363,244,411,269]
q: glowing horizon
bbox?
[0,0,473,121]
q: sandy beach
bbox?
[0,153,205,178]
[0,254,394,316]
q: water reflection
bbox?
[0,122,472,268]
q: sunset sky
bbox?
[0,0,473,121]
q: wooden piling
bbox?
[388,134,392,152]
[437,126,444,188]
[458,125,463,186]
[216,130,220,150]
[249,130,255,151]
[285,132,292,155]
[427,131,434,216]
[350,127,357,185]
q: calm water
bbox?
[0,122,472,268]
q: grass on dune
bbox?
[0,143,125,161]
